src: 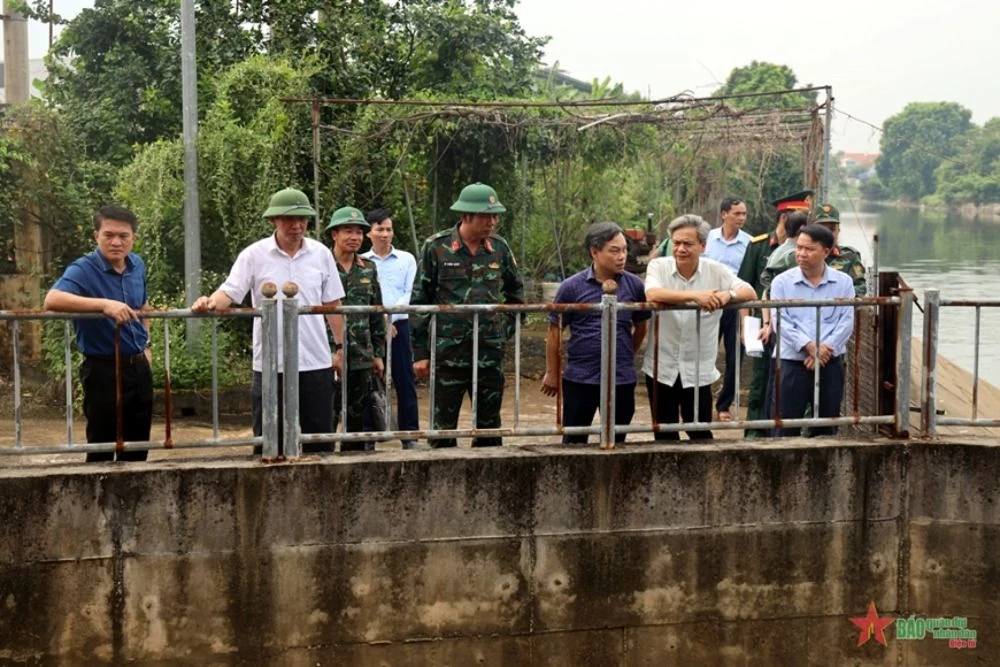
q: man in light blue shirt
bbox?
[769,224,855,437]
[361,208,420,448]
[702,196,751,422]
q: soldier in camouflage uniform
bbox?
[758,210,810,297]
[815,203,867,296]
[326,206,386,451]
[757,210,809,424]
[411,182,524,448]
[737,190,813,437]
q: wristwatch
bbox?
[333,342,343,351]
[728,288,738,301]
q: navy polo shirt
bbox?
[549,267,650,385]
[52,250,149,357]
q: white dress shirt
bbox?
[218,235,345,372]
[643,256,752,388]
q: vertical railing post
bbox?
[471,312,480,431]
[260,282,279,458]
[894,290,913,438]
[920,289,939,437]
[281,283,301,458]
[13,320,22,450]
[813,305,822,419]
[64,320,74,445]
[599,287,617,449]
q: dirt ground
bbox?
[0,327,746,465]
[0,372,747,466]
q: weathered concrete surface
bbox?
[0,440,995,665]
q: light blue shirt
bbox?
[770,265,855,360]
[704,227,752,275]
[361,246,417,322]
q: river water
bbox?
[835,202,1000,386]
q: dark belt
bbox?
[86,352,148,365]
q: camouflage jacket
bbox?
[759,239,798,296]
[410,223,524,363]
[336,255,386,370]
[737,231,779,298]
[827,245,867,296]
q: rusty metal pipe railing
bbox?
[930,294,1000,429]
[63,320,74,446]
[920,289,940,437]
[163,319,173,449]
[2,294,917,459]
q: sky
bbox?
[18,0,1000,153]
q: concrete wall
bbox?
[0,441,995,665]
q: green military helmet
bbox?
[814,203,841,225]
[324,206,370,234]
[262,187,317,218]
[449,182,507,214]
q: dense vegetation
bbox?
[869,101,1000,207]
[3,2,816,284]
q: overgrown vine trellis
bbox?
[282,85,831,280]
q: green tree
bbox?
[876,101,973,201]
[709,61,820,231]
[116,56,315,296]
[23,0,264,165]
[934,117,1000,204]
[713,61,818,109]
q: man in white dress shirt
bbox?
[192,187,346,454]
[644,214,755,440]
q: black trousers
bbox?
[645,374,713,441]
[81,356,153,462]
[716,308,741,413]
[252,368,335,455]
[773,356,844,437]
[561,378,635,444]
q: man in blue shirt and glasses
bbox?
[45,205,152,462]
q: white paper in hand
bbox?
[743,316,764,358]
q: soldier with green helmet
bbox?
[411,182,525,448]
[814,203,867,296]
[193,187,346,454]
[325,206,387,449]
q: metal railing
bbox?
[0,307,261,457]
[280,295,906,452]
[13,279,1000,458]
[919,288,1000,435]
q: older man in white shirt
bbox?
[644,214,755,440]
[192,187,345,454]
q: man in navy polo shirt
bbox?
[541,222,650,444]
[45,204,152,462]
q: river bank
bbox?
[863,198,1000,220]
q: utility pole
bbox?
[821,86,834,203]
[181,0,201,348]
[3,0,43,369]
[3,0,30,104]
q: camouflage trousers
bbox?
[744,341,773,438]
[431,361,504,448]
[333,368,372,451]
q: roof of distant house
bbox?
[840,152,879,167]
